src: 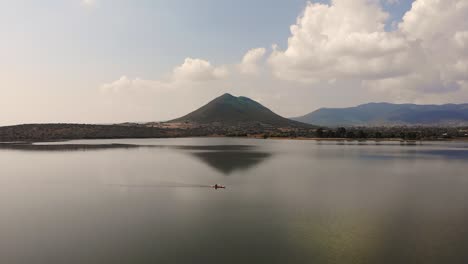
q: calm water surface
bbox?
[1,138,468,264]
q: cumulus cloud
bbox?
[101,57,229,93]
[100,76,170,93]
[367,0,468,95]
[269,0,418,83]
[172,58,228,82]
[399,0,468,83]
[267,0,468,99]
[238,48,266,75]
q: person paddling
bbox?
[212,184,226,189]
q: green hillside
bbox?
[171,93,311,127]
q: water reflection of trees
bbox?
[0,143,139,152]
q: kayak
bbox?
[211,184,226,189]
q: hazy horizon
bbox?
[2,0,468,126]
[4,93,468,126]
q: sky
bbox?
[1,0,467,125]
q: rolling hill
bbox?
[293,103,468,127]
[170,93,312,127]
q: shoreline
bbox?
[248,136,468,142]
[2,123,467,143]
[2,135,468,145]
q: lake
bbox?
[1,138,468,264]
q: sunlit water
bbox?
[1,138,468,264]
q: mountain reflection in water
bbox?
[173,145,272,175]
[0,142,272,175]
[189,150,272,175]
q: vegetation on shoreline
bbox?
[1,123,467,142]
[0,124,178,142]
[261,126,468,140]
[304,126,468,141]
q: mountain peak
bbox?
[219,93,235,98]
[213,93,240,103]
[170,93,311,127]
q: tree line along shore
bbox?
[1,123,467,143]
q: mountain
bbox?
[170,93,311,127]
[293,103,468,127]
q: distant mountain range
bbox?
[2,95,467,142]
[170,93,311,128]
[293,103,468,127]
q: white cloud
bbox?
[399,0,468,83]
[238,48,266,75]
[365,0,468,96]
[269,0,416,83]
[172,58,228,82]
[100,76,170,93]
[100,57,229,93]
[267,0,468,100]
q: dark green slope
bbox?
[294,103,468,127]
[171,93,311,127]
